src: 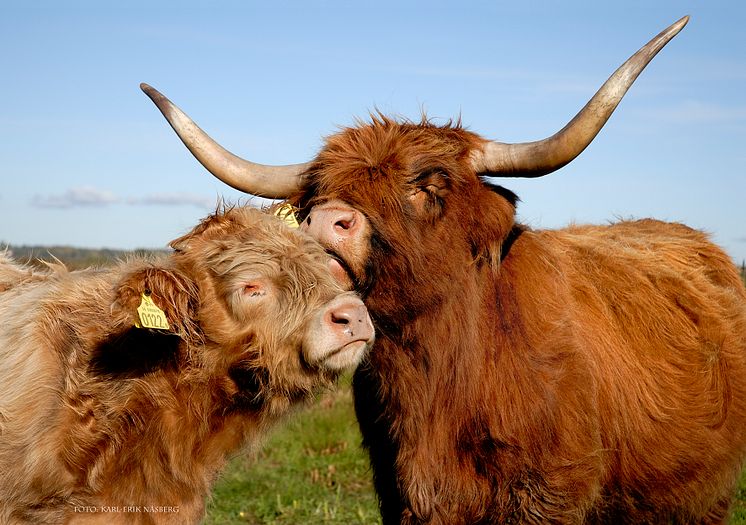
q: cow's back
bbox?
[0,252,45,292]
[546,219,746,521]
[0,267,113,523]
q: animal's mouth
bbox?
[321,338,372,372]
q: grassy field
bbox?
[204,377,381,524]
[206,377,746,525]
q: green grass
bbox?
[204,377,746,524]
[204,377,381,525]
[734,474,746,524]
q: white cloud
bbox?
[31,186,119,209]
[127,192,215,209]
[30,188,219,210]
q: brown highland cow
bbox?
[143,16,746,525]
[0,206,374,524]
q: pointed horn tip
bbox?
[671,15,690,33]
[139,83,175,119]
[140,82,154,95]
[140,83,164,103]
[660,16,689,41]
[139,83,174,110]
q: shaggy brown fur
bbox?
[0,206,369,524]
[290,115,746,524]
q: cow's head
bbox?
[292,118,519,321]
[109,206,374,412]
[141,17,687,322]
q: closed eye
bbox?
[223,274,278,324]
[243,283,267,298]
[411,170,450,199]
[407,170,450,217]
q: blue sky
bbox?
[1,1,745,264]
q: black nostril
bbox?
[305,216,311,225]
[335,218,353,230]
[331,311,351,325]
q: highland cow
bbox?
[143,16,746,524]
[0,206,374,524]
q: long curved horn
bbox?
[472,16,689,177]
[140,83,309,198]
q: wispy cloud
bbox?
[685,57,746,82]
[641,100,746,124]
[378,65,530,81]
[31,186,119,209]
[363,63,602,96]
[30,187,220,210]
[127,192,216,209]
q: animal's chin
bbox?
[321,339,371,372]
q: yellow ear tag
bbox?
[135,292,170,330]
[274,203,300,229]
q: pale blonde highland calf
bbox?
[0,206,374,524]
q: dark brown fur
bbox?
[0,207,362,524]
[291,116,746,524]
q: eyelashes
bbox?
[243,283,267,298]
[408,170,450,217]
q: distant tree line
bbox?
[2,244,168,271]
[3,243,746,287]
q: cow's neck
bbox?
[353,231,573,520]
[366,258,502,430]
[354,260,501,519]
[89,371,261,510]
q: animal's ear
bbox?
[170,205,240,252]
[170,219,211,252]
[113,265,200,342]
[469,183,518,268]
